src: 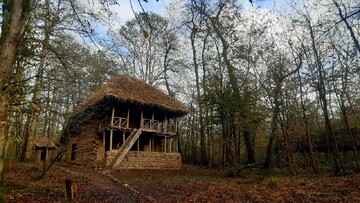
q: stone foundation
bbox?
[107,151,181,169]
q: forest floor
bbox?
[3,161,360,202]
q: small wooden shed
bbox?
[61,76,188,169]
[33,137,56,162]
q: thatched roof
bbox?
[61,76,188,142]
[75,76,188,116]
[33,137,56,148]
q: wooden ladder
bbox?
[108,128,142,168]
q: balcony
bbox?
[98,116,177,135]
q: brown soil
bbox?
[4,162,360,202]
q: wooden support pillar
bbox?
[111,106,115,126]
[110,130,113,151]
[137,137,140,151]
[127,108,130,128]
[175,118,178,133]
[164,115,167,133]
[122,131,126,144]
[140,110,143,128]
[149,135,151,152]
[164,136,167,153]
[152,134,154,152]
[151,112,155,130]
[169,138,172,153]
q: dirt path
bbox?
[56,164,143,202]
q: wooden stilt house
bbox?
[61,76,188,169]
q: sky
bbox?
[111,0,172,25]
[85,0,291,51]
[112,0,290,25]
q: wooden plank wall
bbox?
[67,121,99,165]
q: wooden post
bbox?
[152,134,154,152]
[164,115,167,133]
[65,179,77,199]
[127,108,130,128]
[140,110,143,128]
[45,148,48,161]
[164,136,167,153]
[151,112,155,130]
[110,130,113,151]
[103,130,106,157]
[169,138,172,153]
[175,118,178,133]
[137,137,140,151]
[122,131,126,144]
[149,135,151,152]
[111,106,115,126]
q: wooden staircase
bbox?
[107,128,142,169]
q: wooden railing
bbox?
[113,117,128,128]
[142,118,176,134]
[99,117,128,130]
[99,116,176,134]
[143,118,160,131]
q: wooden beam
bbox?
[110,130,113,151]
[127,108,130,128]
[169,138,172,153]
[149,135,151,152]
[175,118,178,133]
[140,110,143,128]
[111,106,115,126]
[152,134,154,152]
[164,136,167,153]
[164,115,167,133]
[122,131,126,144]
[137,137,140,151]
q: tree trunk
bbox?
[297,69,318,173]
[307,17,344,175]
[190,24,207,166]
[244,130,255,164]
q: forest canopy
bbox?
[0,0,360,180]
